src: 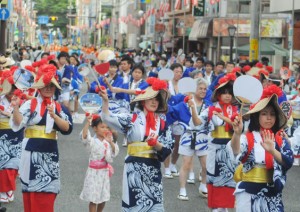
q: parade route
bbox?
[3,122,300,212]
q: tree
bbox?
[34,0,76,36]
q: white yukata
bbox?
[79,130,119,204]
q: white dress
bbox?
[79,130,119,204]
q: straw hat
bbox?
[211,73,236,102]
[245,85,287,129]
[31,64,61,90]
[244,63,270,80]
[130,77,169,113]
[0,56,15,67]
[98,49,115,62]
[0,67,17,96]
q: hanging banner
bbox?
[193,0,205,17]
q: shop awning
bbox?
[188,18,212,41]
[237,40,289,56]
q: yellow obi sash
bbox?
[235,165,273,183]
[211,126,233,139]
[25,125,57,140]
[292,111,300,119]
[0,118,10,129]
[127,142,157,159]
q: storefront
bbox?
[212,17,288,66]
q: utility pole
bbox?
[290,0,295,68]
[249,0,260,62]
[94,0,98,46]
[0,2,7,54]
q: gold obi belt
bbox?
[292,111,300,119]
[0,118,10,129]
[127,142,157,159]
[211,126,233,139]
[25,125,57,140]
[242,166,273,183]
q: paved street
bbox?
[3,120,300,212]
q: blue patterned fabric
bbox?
[0,128,23,170]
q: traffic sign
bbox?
[0,0,8,4]
[0,8,9,21]
[38,16,49,24]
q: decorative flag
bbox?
[192,0,198,6]
[184,0,190,6]
[175,0,181,10]
[151,7,156,15]
[49,30,53,44]
[163,3,170,12]
[38,31,45,45]
[58,30,63,46]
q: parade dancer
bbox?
[175,78,212,200]
[0,69,24,203]
[100,78,172,211]
[164,63,184,178]
[10,64,73,212]
[80,114,119,212]
[199,73,238,211]
[231,85,294,211]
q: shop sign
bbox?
[213,18,283,37]
[193,0,205,17]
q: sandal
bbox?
[199,189,208,198]
[171,171,180,177]
[187,178,195,184]
[177,194,189,201]
[163,173,174,179]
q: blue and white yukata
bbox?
[9,96,72,194]
[178,99,212,156]
[199,102,237,208]
[0,96,23,195]
[228,131,294,212]
[102,109,172,212]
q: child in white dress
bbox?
[80,114,119,212]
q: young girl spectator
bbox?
[80,114,119,212]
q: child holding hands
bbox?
[80,114,119,212]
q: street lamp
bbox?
[228,25,237,62]
[158,31,164,54]
[67,3,74,42]
[122,33,126,50]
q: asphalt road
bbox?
[3,80,300,211]
[3,121,300,212]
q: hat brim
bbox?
[0,79,13,96]
[31,77,62,90]
[211,81,231,102]
[245,94,287,129]
[130,87,169,113]
[246,67,269,80]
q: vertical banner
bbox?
[38,31,45,45]
[58,30,63,46]
[249,38,258,62]
[49,30,53,44]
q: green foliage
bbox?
[34,0,76,36]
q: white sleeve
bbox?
[9,100,32,132]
